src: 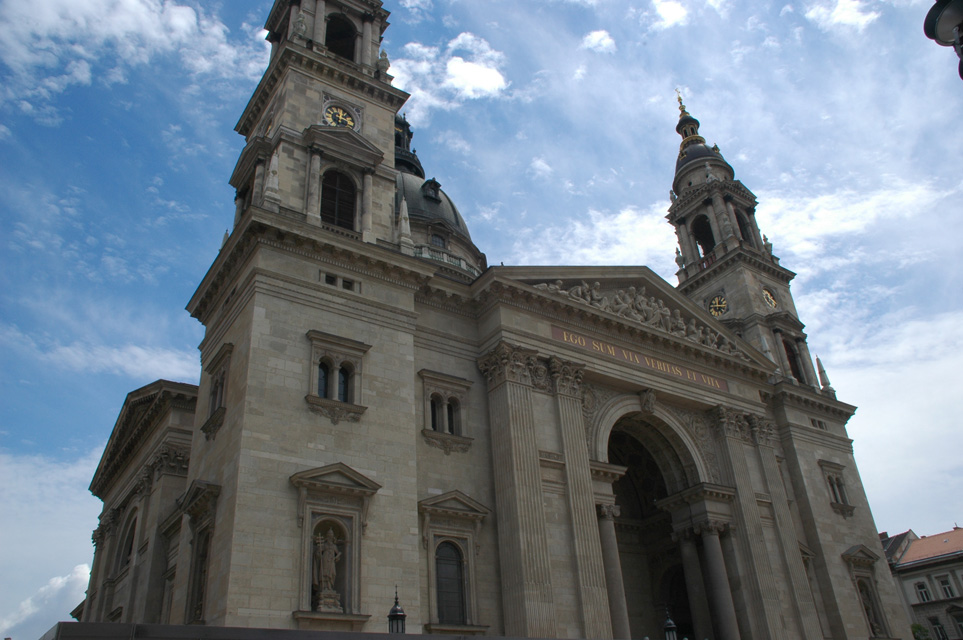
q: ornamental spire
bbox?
[674,90,705,155]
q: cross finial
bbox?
[676,89,689,116]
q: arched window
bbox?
[447,398,459,435]
[325,15,356,61]
[430,395,443,432]
[116,517,137,572]
[783,339,805,383]
[735,211,756,248]
[337,364,352,403]
[435,542,465,625]
[318,361,330,398]
[691,215,715,257]
[320,171,356,230]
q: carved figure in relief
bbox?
[567,281,592,304]
[675,247,685,269]
[763,234,773,255]
[657,300,672,331]
[670,309,687,336]
[534,279,564,294]
[588,282,608,309]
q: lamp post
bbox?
[387,587,407,634]
[663,611,678,640]
[924,0,963,80]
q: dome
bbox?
[395,172,472,242]
[675,142,731,174]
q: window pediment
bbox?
[419,490,490,521]
[842,544,879,568]
[291,462,382,531]
[303,125,383,168]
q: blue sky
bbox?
[1,0,961,637]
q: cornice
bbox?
[236,42,408,138]
[91,383,198,499]
[679,246,796,295]
[187,210,436,325]
[667,179,758,222]
[762,383,856,421]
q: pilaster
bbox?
[550,356,611,639]
[477,342,558,638]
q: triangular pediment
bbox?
[480,265,774,370]
[418,490,490,521]
[842,544,880,567]
[302,125,384,167]
[290,462,382,497]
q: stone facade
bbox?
[79,1,910,639]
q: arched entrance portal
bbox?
[608,419,694,639]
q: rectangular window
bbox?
[931,619,948,640]
[918,582,932,603]
[939,577,954,599]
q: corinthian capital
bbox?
[477,342,539,389]
[549,356,584,397]
[597,503,621,520]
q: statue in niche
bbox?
[312,528,343,612]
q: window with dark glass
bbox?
[917,582,932,603]
[318,362,330,398]
[691,215,715,257]
[431,234,446,248]
[430,395,443,431]
[436,542,465,625]
[325,15,356,61]
[320,171,356,230]
[783,339,806,383]
[338,366,350,403]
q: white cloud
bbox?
[392,33,508,124]
[529,157,554,179]
[804,0,880,30]
[0,323,199,382]
[0,123,11,139]
[400,0,433,22]
[651,0,689,29]
[434,130,472,154]
[581,30,617,54]
[0,0,269,116]
[508,202,677,270]
[0,448,102,639]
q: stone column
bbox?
[253,159,266,206]
[313,0,326,43]
[477,343,557,638]
[361,14,374,66]
[287,1,302,40]
[771,329,793,379]
[794,338,818,387]
[597,505,631,639]
[233,191,244,228]
[306,148,322,225]
[675,529,714,640]
[361,170,374,241]
[700,523,741,640]
[704,201,723,253]
[550,357,612,639]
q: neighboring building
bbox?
[75,1,910,639]
[882,528,963,639]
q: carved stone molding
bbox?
[713,406,753,442]
[747,414,776,447]
[597,504,621,520]
[581,382,621,456]
[831,502,856,518]
[421,429,473,455]
[477,342,538,389]
[549,356,584,397]
[305,394,367,424]
[200,406,226,441]
[639,388,656,414]
[693,519,729,536]
[666,406,722,484]
[178,480,221,526]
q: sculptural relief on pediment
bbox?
[532,279,747,360]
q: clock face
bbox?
[709,295,728,317]
[763,289,778,309]
[324,105,355,128]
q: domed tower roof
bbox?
[672,92,733,192]
[394,115,485,277]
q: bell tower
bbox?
[668,95,824,389]
[229,0,407,244]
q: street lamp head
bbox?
[387,587,407,634]
[925,0,963,45]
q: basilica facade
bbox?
[77,1,909,639]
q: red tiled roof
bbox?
[898,527,963,565]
